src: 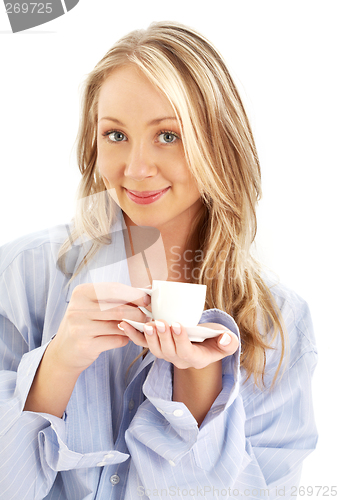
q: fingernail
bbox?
[219,332,231,346]
[117,323,124,331]
[155,320,166,333]
[171,322,181,335]
[144,324,153,335]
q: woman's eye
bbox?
[106,131,127,142]
[158,132,178,144]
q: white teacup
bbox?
[138,280,207,327]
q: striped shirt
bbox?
[0,211,318,499]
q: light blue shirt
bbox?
[0,211,318,499]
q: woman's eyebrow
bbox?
[148,116,177,126]
[98,116,178,126]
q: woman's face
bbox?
[96,65,202,232]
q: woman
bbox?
[0,21,317,499]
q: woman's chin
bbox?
[123,211,163,229]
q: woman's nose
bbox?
[124,143,157,181]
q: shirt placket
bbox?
[94,357,152,499]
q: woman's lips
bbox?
[125,187,170,205]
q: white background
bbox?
[0,0,338,496]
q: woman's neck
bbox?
[161,226,200,283]
[123,211,202,284]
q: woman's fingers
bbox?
[217,330,239,354]
[122,318,239,370]
[187,326,239,368]
[167,322,239,369]
[69,283,151,324]
[71,282,150,310]
[149,320,177,359]
[93,334,130,352]
[98,304,148,322]
[53,282,152,372]
[66,283,240,371]
[123,319,178,358]
[199,323,239,356]
[119,321,149,348]
[141,320,192,366]
[67,301,148,325]
[169,323,220,369]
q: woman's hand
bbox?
[50,282,151,373]
[120,319,239,426]
[119,319,239,370]
[24,283,151,418]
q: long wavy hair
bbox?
[59,21,286,387]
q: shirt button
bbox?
[156,407,165,415]
[104,453,115,460]
[110,474,120,486]
[173,409,183,417]
[128,399,135,411]
[168,460,176,467]
[96,461,106,467]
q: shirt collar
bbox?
[65,208,131,302]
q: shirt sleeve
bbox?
[125,305,318,499]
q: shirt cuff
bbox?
[1,340,130,472]
[37,415,129,471]
[0,340,51,436]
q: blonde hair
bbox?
[59,21,286,387]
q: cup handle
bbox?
[139,306,154,318]
[136,287,153,296]
[136,288,153,319]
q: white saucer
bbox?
[122,319,224,342]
